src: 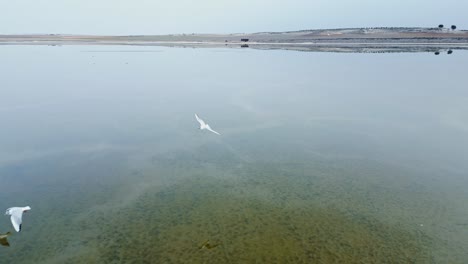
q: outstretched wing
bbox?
[10,212,23,232]
[206,125,221,135]
[195,114,206,127]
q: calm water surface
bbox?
[0,46,467,263]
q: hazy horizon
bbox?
[1,0,467,35]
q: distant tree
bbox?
[451,25,457,30]
[438,24,444,29]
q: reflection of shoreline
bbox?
[1,27,468,53]
[1,41,467,54]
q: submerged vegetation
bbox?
[2,145,460,263]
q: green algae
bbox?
[1,144,467,263]
[88,174,432,263]
[2,137,468,264]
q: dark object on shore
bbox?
[434,51,440,55]
[451,25,457,30]
[438,24,444,29]
[447,50,453,54]
[241,38,249,42]
[0,232,11,247]
[241,44,249,48]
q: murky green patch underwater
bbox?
[92,172,433,263]
[4,144,464,263]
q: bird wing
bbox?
[206,125,221,135]
[10,211,23,232]
[195,114,206,127]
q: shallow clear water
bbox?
[0,46,467,263]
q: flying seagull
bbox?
[195,114,220,135]
[5,206,31,232]
[0,232,11,247]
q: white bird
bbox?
[5,206,31,232]
[195,114,220,135]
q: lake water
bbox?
[0,45,467,263]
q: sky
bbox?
[1,0,467,35]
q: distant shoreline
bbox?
[2,27,468,53]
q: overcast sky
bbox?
[1,0,466,35]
